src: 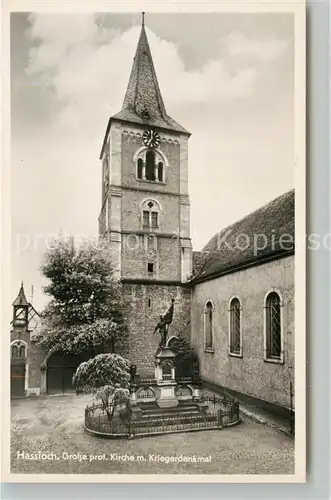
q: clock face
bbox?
[142,129,160,149]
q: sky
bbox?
[10,12,294,309]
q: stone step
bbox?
[140,402,199,411]
[138,402,203,421]
[140,409,201,420]
[132,414,217,429]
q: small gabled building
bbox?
[10,283,44,398]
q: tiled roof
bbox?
[192,251,206,275]
[193,189,295,283]
[12,282,29,306]
[100,23,189,158]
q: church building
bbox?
[10,18,295,424]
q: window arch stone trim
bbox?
[11,339,28,358]
[140,198,162,230]
[134,146,168,183]
[133,146,169,167]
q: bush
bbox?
[73,353,131,422]
[168,336,199,378]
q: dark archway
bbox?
[46,351,90,394]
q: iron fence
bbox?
[84,394,240,439]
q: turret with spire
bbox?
[12,282,30,328]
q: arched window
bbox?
[135,147,167,183]
[229,297,242,356]
[204,301,214,351]
[137,158,143,179]
[19,345,26,358]
[157,162,163,182]
[141,199,160,229]
[11,341,27,359]
[145,150,156,181]
[265,291,282,361]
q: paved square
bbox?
[11,394,294,475]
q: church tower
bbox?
[98,15,192,374]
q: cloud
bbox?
[223,31,290,61]
[25,15,262,138]
[12,14,294,308]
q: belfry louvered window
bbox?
[145,150,156,181]
[137,158,143,179]
[229,298,241,355]
[265,292,282,359]
[157,162,163,182]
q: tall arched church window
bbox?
[265,291,283,361]
[204,301,214,351]
[229,297,242,356]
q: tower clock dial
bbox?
[142,129,160,149]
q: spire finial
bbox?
[142,11,145,26]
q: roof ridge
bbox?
[196,189,295,280]
[202,189,294,252]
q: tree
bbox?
[168,336,199,378]
[36,236,128,356]
[73,353,131,422]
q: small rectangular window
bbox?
[143,211,150,227]
[151,212,158,228]
[147,263,154,274]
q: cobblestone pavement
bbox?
[11,394,294,475]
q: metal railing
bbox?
[84,394,240,439]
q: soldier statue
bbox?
[153,299,175,348]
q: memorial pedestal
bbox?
[154,347,179,408]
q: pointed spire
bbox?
[13,282,29,306]
[121,16,167,121]
[101,14,190,157]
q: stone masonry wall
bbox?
[121,189,180,234]
[120,283,191,376]
[190,256,294,409]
